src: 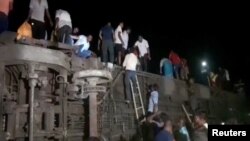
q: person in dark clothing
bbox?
[142,111,163,141]
[27,0,53,39]
[0,0,13,33]
[0,12,8,34]
[155,113,174,141]
[151,113,164,137]
[99,22,115,67]
[142,115,155,141]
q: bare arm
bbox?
[26,9,32,21]
[27,0,33,21]
[118,31,124,44]
[151,120,164,127]
[99,30,102,40]
[97,39,101,51]
[160,59,164,74]
[70,35,79,40]
[147,48,151,56]
[153,104,158,113]
[112,30,115,41]
[45,9,53,26]
[134,41,138,48]
[55,18,59,30]
[148,111,163,127]
[147,48,151,60]
[122,55,128,69]
[45,9,52,22]
[145,40,150,58]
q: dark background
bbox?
[8,0,249,94]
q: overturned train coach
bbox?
[0,32,249,141]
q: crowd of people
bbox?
[1,1,238,141]
[139,83,208,141]
[0,1,154,72]
[160,51,189,80]
[209,67,231,91]
[142,110,208,141]
[1,0,232,88]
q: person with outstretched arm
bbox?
[155,113,174,141]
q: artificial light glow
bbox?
[201,61,207,67]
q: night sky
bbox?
[8,1,249,90]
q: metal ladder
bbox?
[130,75,145,120]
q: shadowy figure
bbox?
[174,118,191,141]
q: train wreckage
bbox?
[0,32,249,141]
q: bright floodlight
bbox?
[201,61,207,67]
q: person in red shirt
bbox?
[169,50,181,79]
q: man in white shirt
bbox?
[123,47,139,103]
[122,27,131,54]
[27,0,53,39]
[114,22,124,65]
[74,35,92,50]
[148,84,159,114]
[55,9,72,44]
[71,31,93,58]
[134,35,151,71]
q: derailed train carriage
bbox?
[0,32,249,141]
